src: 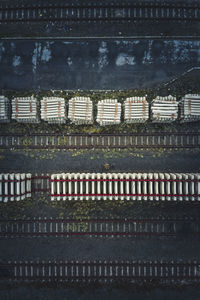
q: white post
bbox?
[153,173,159,201]
[4,174,9,203]
[26,173,32,198]
[114,173,118,201]
[103,173,107,200]
[20,173,26,200]
[10,173,15,201]
[91,173,95,201]
[51,175,55,201]
[79,173,84,201]
[137,173,142,201]
[196,174,200,201]
[62,174,66,201]
[148,173,153,201]
[126,173,131,201]
[120,173,124,200]
[159,173,165,201]
[97,173,101,200]
[74,173,78,201]
[176,173,183,201]
[131,173,136,201]
[108,173,113,201]
[57,174,60,201]
[189,174,195,201]
[85,173,89,200]
[68,174,72,201]
[183,173,189,201]
[165,173,171,201]
[170,173,177,201]
[0,174,2,202]
[15,173,21,201]
[142,173,147,201]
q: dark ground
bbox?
[1,38,200,90]
[1,236,200,260]
[1,21,199,38]
[0,149,199,173]
[1,286,200,300]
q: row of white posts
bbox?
[0,173,31,202]
[1,172,199,202]
[50,173,200,201]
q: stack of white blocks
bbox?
[41,97,66,123]
[124,97,149,123]
[68,97,93,124]
[180,94,200,122]
[12,96,38,123]
[96,99,121,125]
[0,95,9,123]
[151,95,178,122]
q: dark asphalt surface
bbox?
[1,236,200,261]
[0,150,199,173]
[0,39,200,90]
[1,287,200,300]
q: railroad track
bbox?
[1,260,200,281]
[0,3,200,23]
[0,217,199,238]
[0,133,200,150]
[50,172,200,201]
[1,172,200,202]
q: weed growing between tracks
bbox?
[51,200,200,220]
[68,147,174,159]
[1,196,200,221]
[2,148,198,164]
[2,149,60,160]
